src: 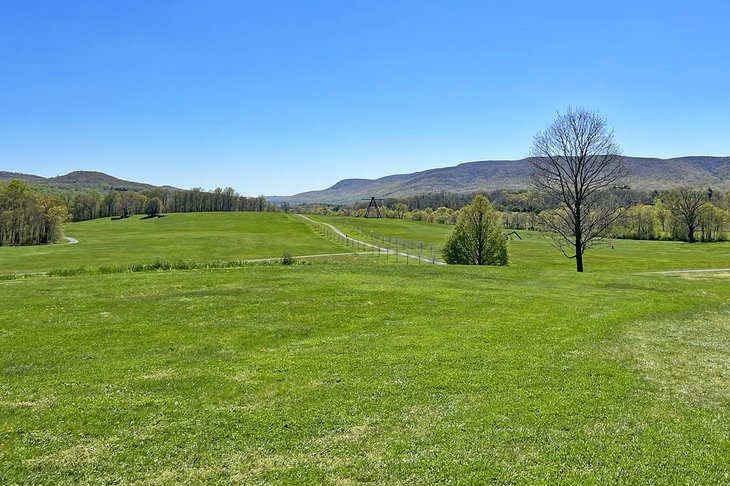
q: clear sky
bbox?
[1,1,729,195]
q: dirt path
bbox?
[64,236,79,244]
[298,214,444,265]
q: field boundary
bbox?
[0,252,379,279]
[240,251,372,262]
[636,268,730,275]
[298,214,445,265]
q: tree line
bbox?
[613,188,728,243]
[0,180,69,246]
[64,187,275,222]
[292,186,729,244]
[0,182,279,246]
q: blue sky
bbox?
[1,1,729,195]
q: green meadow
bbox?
[0,212,346,275]
[317,216,453,252]
[1,212,729,483]
[316,215,730,272]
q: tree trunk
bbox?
[575,208,584,272]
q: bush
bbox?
[281,252,295,265]
[442,195,508,265]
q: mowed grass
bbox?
[1,260,729,483]
[0,212,347,275]
[1,214,729,483]
[319,216,453,250]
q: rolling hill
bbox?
[273,156,730,204]
[0,170,178,192]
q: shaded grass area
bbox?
[0,212,346,275]
[1,260,728,483]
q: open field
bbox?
[317,216,453,253]
[316,215,730,273]
[1,213,729,483]
[0,213,347,275]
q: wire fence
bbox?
[346,223,440,264]
[300,217,440,265]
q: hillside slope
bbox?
[0,170,178,191]
[273,156,730,204]
[0,171,48,185]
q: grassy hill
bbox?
[0,170,178,192]
[1,213,729,482]
[273,156,730,203]
[0,212,347,274]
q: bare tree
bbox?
[665,187,708,243]
[529,107,628,272]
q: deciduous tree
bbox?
[529,107,628,272]
[144,196,162,217]
[666,187,709,243]
[442,195,508,265]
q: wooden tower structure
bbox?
[363,197,384,218]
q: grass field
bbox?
[317,215,730,272]
[319,216,453,251]
[0,212,347,275]
[1,213,729,483]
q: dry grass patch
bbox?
[625,310,730,407]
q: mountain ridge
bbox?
[0,170,179,192]
[5,156,730,203]
[270,156,730,204]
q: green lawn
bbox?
[1,214,729,483]
[0,212,347,275]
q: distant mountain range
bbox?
[5,156,730,203]
[270,156,730,204]
[0,170,178,192]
